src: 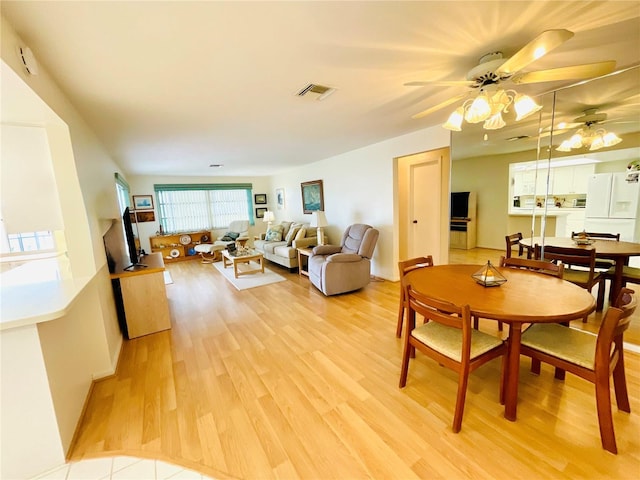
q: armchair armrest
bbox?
[326,253,362,263]
[313,245,341,255]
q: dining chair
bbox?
[499,255,565,278]
[396,256,434,338]
[535,244,604,319]
[571,231,620,270]
[399,284,506,433]
[505,232,524,259]
[519,288,637,454]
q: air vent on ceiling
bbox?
[296,83,336,100]
[506,135,531,142]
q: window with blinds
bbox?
[154,184,253,233]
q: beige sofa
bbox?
[253,221,317,269]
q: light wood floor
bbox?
[70,250,640,479]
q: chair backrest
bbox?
[228,220,249,235]
[340,224,379,258]
[398,256,434,278]
[405,285,472,360]
[572,231,620,241]
[595,288,636,372]
[535,244,595,268]
[499,255,564,278]
[505,232,523,258]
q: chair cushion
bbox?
[411,322,503,361]
[521,323,596,370]
[265,224,284,241]
[563,268,601,286]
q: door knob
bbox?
[412,220,418,224]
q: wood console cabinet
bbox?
[450,192,477,250]
[149,230,212,262]
[110,252,171,339]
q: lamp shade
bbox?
[263,211,275,223]
[310,211,328,228]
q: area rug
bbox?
[163,271,173,285]
[213,261,286,290]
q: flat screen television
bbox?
[450,192,470,219]
[123,207,146,270]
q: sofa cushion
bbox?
[274,245,297,259]
[262,240,287,254]
[280,221,293,238]
[285,225,301,246]
[295,227,307,240]
[265,224,284,241]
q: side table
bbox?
[297,247,314,278]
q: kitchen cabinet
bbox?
[552,164,594,194]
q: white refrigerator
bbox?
[584,172,640,242]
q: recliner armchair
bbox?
[308,223,379,296]
[213,219,249,247]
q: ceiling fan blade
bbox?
[511,61,617,84]
[411,93,468,120]
[405,80,476,87]
[495,29,574,76]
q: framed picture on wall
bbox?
[133,195,154,210]
[255,207,268,218]
[254,193,267,204]
[135,211,155,222]
[275,188,285,210]
[300,179,324,214]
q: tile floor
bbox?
[32,456,217,480]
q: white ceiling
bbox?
[2,1,639,176]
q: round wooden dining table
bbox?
[403,264,595,421]
[519,236,640,305]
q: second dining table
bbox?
[403,264,595,421]
[519,236,640,305]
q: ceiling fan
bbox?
[408,29,616,127]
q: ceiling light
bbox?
[556,125,622,152]
[442,87,542,131]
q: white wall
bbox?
[267,126,450,281]
[2,15,122,369]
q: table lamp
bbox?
[263,210,275,229]
[311,211,328,245]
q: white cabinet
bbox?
[552,164,594,194]
[564,210,586,237]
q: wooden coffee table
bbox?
[222,249,265,278]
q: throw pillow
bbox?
[265,224,284,241]
[285,226,300,246]
[295,227,306,241]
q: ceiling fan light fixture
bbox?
[483,112,506,130]
[513,93,542,121]
[602,131,622,148]
[556,140,572,152]
[589,134,605,151]
[465,91,491,123]
[443,107,464,131]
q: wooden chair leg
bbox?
[554,368,566,380]
[596,279,606,312]
[595,370,618,454]
[497,321,503,332]
[396,291,405,338]
[399,340,411,388]
[472,315,479,330]
[452,371,469,433]
[613,346,630,412]
[531,358,541,375]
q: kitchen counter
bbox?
[509,207,586,216]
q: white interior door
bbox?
[409,160,441,262]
